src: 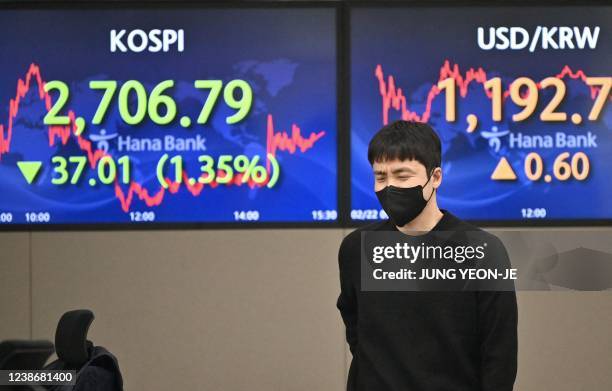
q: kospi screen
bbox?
[0,7,337,226]
[350,6,611,223]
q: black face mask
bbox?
[375,173,435,227]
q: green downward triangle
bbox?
[17,161,42,184]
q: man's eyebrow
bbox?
[391,167,416,174]
[373,167,417,175]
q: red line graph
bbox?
[375,59,608,125]
[0,63,326,212]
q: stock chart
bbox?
[351,6,611,222]
[0,8,338,225]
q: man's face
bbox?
[373,158,440,196]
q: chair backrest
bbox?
[44,309,123,391]
[54,309,95,368]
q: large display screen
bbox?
[0,7,337,225]
[351,6,612,223]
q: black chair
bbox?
[0,339,54,391]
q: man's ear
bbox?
[432,167,442,189]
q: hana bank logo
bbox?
[89,129,118,153]
[481,126,510,153]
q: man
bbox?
[336,120,517,390]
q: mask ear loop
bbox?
[424,169,436,202]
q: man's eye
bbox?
[376,177,386,182]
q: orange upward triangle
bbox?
[491,157,517,180]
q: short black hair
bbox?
[367,120,441,173]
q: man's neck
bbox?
[396,202,444,236]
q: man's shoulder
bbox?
[342,220,391,245]
[442,211,480,231]
[339,220,391,262]
[445,212,508,254]
[442,211,507,248]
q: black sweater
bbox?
[336,210,517,391]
